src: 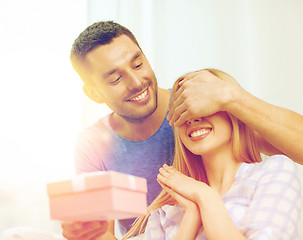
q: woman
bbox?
[123,69,302,240]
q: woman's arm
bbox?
[159,183,201,240]
[196,188,246,240]
[173,209,201,240]
[158,166,246,240]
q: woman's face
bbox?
[177,112,233,157]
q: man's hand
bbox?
[61,220,108,240]
[167,70,238,127]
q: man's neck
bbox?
[110,88,170,141]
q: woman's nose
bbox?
[186,118,202,125]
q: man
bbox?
[62,21,174,239]
[62,21,303,239]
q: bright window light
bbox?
[0,0,88,232]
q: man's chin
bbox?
[120,104,158,123]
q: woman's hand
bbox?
[158,165,247,240]
[158,164,209,204]
[158,180,199,213]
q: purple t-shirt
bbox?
[74,111,174,234]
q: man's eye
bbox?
[110,75,121,85]
[134,63,143,69]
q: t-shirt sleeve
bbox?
[240,155,302,240]
[74,121,111,174]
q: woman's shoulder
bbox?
[237,155,297,181]
[260,154,297,173]
[246,155,299,185]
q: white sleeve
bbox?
[131,205,184,240]
[241,155,302,240]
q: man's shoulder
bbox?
[86,114,111,129]
[159,88,171,101]
[77,114,114,142]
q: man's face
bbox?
[83,35,158,121]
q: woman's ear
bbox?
[82,84,104,104]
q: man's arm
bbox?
[224,86,303,163]
[61,220,116,240]
[167,70,303,164]
[98,221,115,240]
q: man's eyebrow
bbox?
[103,68,118,79]
[103,51,142,79]
[131,51,142,62]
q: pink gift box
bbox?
[47,171,147,221]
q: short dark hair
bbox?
[70,21,141,71]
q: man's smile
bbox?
[128,88,149,103]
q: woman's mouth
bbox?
[189,128,211,140]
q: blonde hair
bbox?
[123,68,262,239]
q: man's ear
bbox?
[82,84,104,104]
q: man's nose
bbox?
[126,71,142,89]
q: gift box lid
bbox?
[47,171,147,197]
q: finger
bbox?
[66,227,108,240]
[176,76,189,87]
[180,70,207,84]
[159,164,176,177]
[170,101,191,126]
[169,79,199,125]
[173,110,191,127]
[157,173,169,186]
[157,180,170,191]
[169,101,188,126]
[162,164,170,171]
[170,92,186,112]
[82,227,108,240]
[172,83,186,103]
[61,221,83,231]
[157,179,174,195]
[158,167,170,178]
[167,86,185,121]
[158,180,186,204]
[162,164,177,174]
[62,221,107,239]
[81,221,107,236]
[168,72,201,122]
[168,105,184,126]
